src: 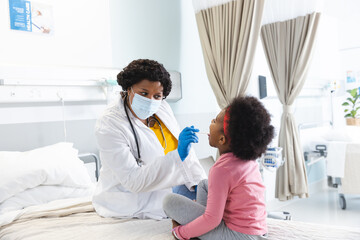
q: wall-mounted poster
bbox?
[9,0,53,34]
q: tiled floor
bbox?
[268,188,360,228]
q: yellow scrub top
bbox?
[150,116,178,155]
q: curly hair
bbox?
[225,96,274,160]
[117,59,172,98]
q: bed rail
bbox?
[78,153,100,181]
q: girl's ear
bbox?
[218,134,227,145]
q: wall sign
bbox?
[9,0,53,34]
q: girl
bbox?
[163,96,274,240]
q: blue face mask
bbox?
[130,89,162,120]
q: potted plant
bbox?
[342,88,360,126]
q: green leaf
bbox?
[351,110,357,117]
[342,102,350,106]
[347,97,355,104]
[344,109,349,112]
[345,113,352,118]
[350,88,358,98]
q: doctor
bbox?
[93,59,207,220]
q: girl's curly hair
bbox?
[225,96,274,160]
[117,59,172,98]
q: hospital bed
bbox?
[300,123,360,210]
[1,144,360,239]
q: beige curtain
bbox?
[261,12,321,200]
[195,0,265,108]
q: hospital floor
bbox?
[268,187,360,228]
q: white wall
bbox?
[0,0,114,125]
[0,0,114,152]
[324,0,360,126]
[109,0,181,71]
[337,0,360,90]
[336,0,360,51]
[0,0,112,67]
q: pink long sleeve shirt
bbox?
[174,152,267,239]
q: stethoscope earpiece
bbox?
[147,117,167,150]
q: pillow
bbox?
[322,129,352,142]
[0,142,93,204]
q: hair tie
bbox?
[223,107,230,140]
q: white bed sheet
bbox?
[0,185,94,215]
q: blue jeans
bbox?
[172,184,196,200]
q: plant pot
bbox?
[346,118,360,126]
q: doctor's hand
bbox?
[178,126,199,161]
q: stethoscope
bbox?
[124,94,167,167]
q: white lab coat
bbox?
[92,97,207,219]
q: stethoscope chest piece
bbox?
[135,158,144,167]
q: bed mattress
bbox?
[0,198,359,240]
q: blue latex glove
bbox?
[178,126,199,161]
